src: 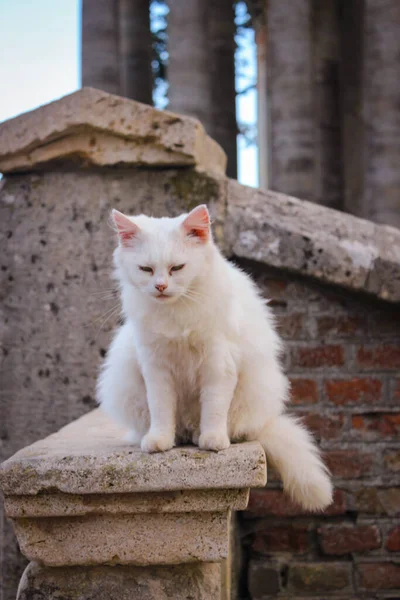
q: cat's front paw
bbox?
[191,429,200,446]
[124,429,141,445]
[141,431,175,453]
[199,431,230,452]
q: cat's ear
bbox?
[182,205,210,243]
[112,209,140,247]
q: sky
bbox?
[0,0,258,187]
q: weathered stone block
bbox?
[17,561,221,600]
[13,511,228,566]
[0,410,266,570]
[225,179,400,303]
[0,410,266,497]
[0,88,227,175]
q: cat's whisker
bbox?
[179,294,194,314]
[181,292,202,306]
[185,288,207,299]
[93,302,120,326]
[96,306,122,337]
[183,290,206,305]
[88,289,118,299]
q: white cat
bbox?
[97,205,332,511]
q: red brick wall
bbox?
[237,260,400,599]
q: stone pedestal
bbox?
[0,410,267,599]
[0,87,228,597]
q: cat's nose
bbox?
[155,283,168,292]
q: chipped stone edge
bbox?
[0,412,267,496]
[0,88,226,176]
[224,180,400,304]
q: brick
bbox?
[354,487,400,516]
[248,560,281,597]
[291,345,345,369]
[325,378,382,406]
[357,562,400,590]
[369,310,400,337]
[384,450,400,473]
[351,413,400,440]
[288,563,352,593]
[246,488,346,518]
[252,525,309,555]
[265,278,288,298]
[317,315,367,338]
[357,345,400,370]
[386,527,400,552]
[264,279,289,308]
[392,379,400,402]
[325,450,374,479]
[277,313,304,339]
[319,525,381,555]
[290,378,318,405]
[303,412,345,441]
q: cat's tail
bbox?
[258,413,333,511]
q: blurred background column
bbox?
[339,0,364,217]
[82,0,153,104]
[119,0,152,103]
[208,0,238,180]
[313,0,342,209]
[267,0,315,201]
[255,12,269,190]
[82,0,121,94]
[168,0,237,178]
[362,0,400,227]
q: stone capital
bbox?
[0,88,227,175]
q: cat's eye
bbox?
[139,266,153,274]
[170,264,185,273]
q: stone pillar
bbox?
[168,0,237,178]
[313,0,342,210]
[82,0,121,94]
[119,0,153,104]
[255,17,269,190]
[168,0,211,129]
[339,0,365,217]
[267,0,315,200]
[0,410,266,599]
[208,0,238,179]
[362,0,400,227]
[0,88,227,600]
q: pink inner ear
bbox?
[112,209,139,246]
[182,205,210,242]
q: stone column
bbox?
[119,0,153,104]
[168,0,237,178]
[255,17,269,191]
[267,0,315,200]
[0,410,266,599]
[0,88,227,600]
[168,0,212,129]
[313,0,342,210]
[362,0,400,227]
[82,0,121,94]
[208,0,238,179]
[339,0,365,217]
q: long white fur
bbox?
[97,205,333,511]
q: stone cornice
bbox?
[0,88,226,175]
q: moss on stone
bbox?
[168,170,220,211]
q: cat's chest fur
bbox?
[142,316,207,428]
[155,328,205,436]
